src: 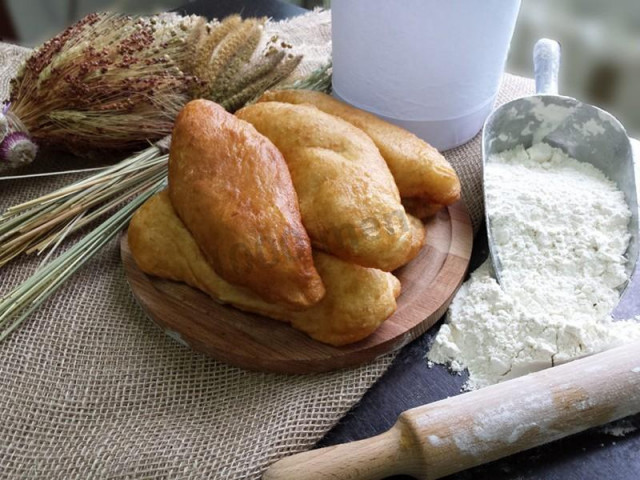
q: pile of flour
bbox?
[428,142,640,389]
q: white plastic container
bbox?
[331,0,522,150]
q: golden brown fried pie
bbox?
[236,101,421,272]
[129,192,401,346]
[257,90,461,213]
[168,99,324,308]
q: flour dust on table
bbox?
[429,142,640,389]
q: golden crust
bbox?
[129,192,400,346]
[235,101,417,272]
[168,99,324,308]
[289,253,401,346]
[257,90,461,206]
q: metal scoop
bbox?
[482,38,638,317]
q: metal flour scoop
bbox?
[482,39,638,318]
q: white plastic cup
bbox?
[331,0,522,150]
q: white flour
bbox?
[428,143,640,389]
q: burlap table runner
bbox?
[0,13,534,478]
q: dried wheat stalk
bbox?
[3,11,303,160]
[8,13,199,153]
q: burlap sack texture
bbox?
[0,10,534,480]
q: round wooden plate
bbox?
[121,201,472,374]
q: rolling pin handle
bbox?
[263,425,419,480]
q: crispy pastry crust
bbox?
[258,89,461,209]
[236,101,419,272]
[168,100,324,308]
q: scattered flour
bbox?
[452,390,555,456]
[428,142,640,389]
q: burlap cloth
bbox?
[0,13,534,479]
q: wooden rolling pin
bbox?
[264,341,640,480]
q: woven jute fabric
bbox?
[0,11,533,479]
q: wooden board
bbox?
[121,201,473,374]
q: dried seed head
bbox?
[207,20,263,101]
[0,132,38,169]
[189,15,243,96]
[8,12,198,152]
[221,50,284,101]
[6,11,308,152]
[222,54,302,112]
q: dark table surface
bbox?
[181,1,640,478]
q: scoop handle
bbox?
[534,38,561,95]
